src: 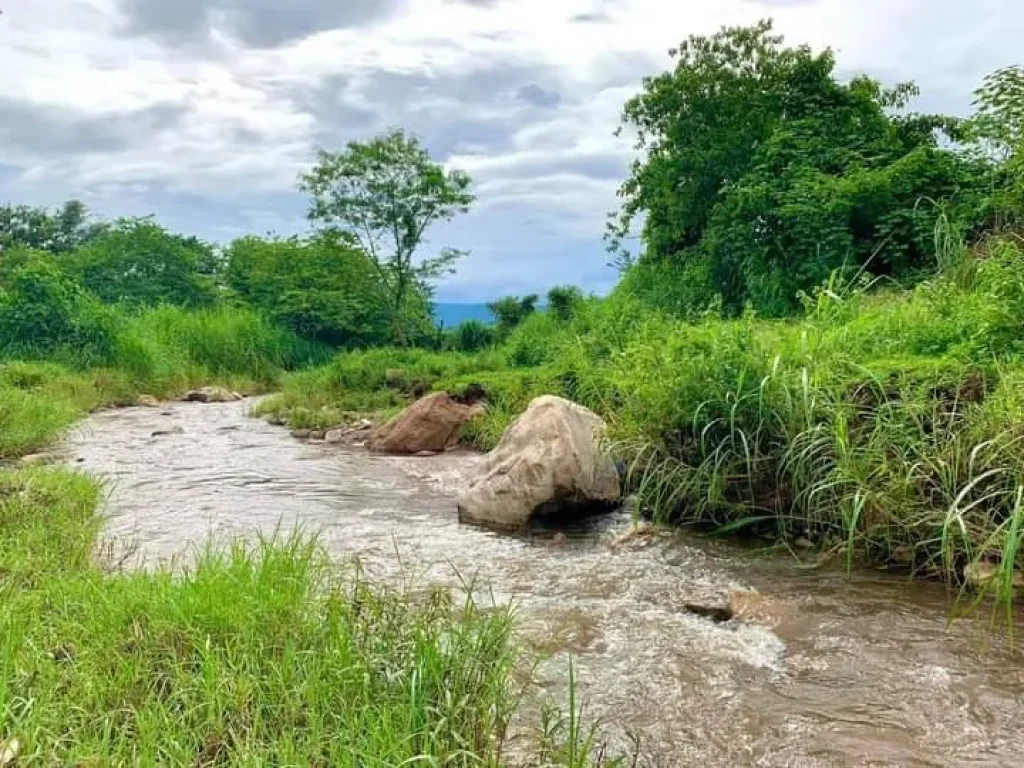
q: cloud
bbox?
[2,0,1024,301]
[119,0,400,48]
[0,99,185,158]
[516,84,563,108]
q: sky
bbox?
[1,1,1022,301]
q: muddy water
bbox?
[63,399,1024,767]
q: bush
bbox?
[546,285,584,322]
[225,235,395,347]
[0,256,118,364]
[447,319,494,352]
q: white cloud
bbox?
[0,0,1022,299]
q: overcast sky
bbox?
[1,1,1021,301]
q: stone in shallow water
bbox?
[182,387,243,404]
[457,396,621,531]
[370,392,484,455]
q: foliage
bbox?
[547,285,585,322]
[446,319,494,352]
[65,218,220,308]
[225,234,392,347]
[969,65,1024,228]
[610,20,987,315]
[0,200,104,254]
[0,255,118,364]
[0,469,524,765]
[300,129,474,344]
[488,294,539,337]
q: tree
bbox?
[0,255,116,361]
[488,294,538,336]
[65,218,219,308]
[225,233,393,347]
[546,285,584,322]
[300,130,474,344]
[970,65,1024,228]
[610,20,987,315]
[0,199,104,254]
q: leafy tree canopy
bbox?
[610,20,989,315]
[0,200,105,254]
[65,218,220,308]
[300,129,474,344]
[225,233,396,348]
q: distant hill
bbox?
[433,303,495,327]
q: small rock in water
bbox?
[684,600,734,623]
[608,521,656,552]
[355,418,373,431]
[151,426,185,437]
[415,450,439,457]
[551,532,569,547]
[309,430,326,441]
[19,452,57,466]
[963,561,1024,590]
[291,429,312,440]
[136,394,160,407]
[182,386,243,404]
[325,428,347,444]
[160,410,174,416]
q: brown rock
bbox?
[309,430,326,441]
[137,394,161,407]
[325,428,347,444]
[291,429,312,439]
[370,392,483,455]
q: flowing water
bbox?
[62,399,1024,767]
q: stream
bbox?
[62,398,1024,767]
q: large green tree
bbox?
[300,130,474,343]
[611,20,987,315]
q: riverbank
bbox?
[0,320,609,765]
[0,467,532,765]
[44,396,1024,765]
[257,235,1024,600]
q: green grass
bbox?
[0,468,627,766]
[0,469,519,764]
[0,305,327,460]
[261,235,1024,597]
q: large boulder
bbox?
[457,396,621,531]
[370,392,484,454]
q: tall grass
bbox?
[0,305,325,459]
[265,234,1024,593]
[0,469,520,765]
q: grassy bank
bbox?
[0,470,527,764]
[0,306,619,765]
[0,305,326,459]
[260,236,1024,597]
